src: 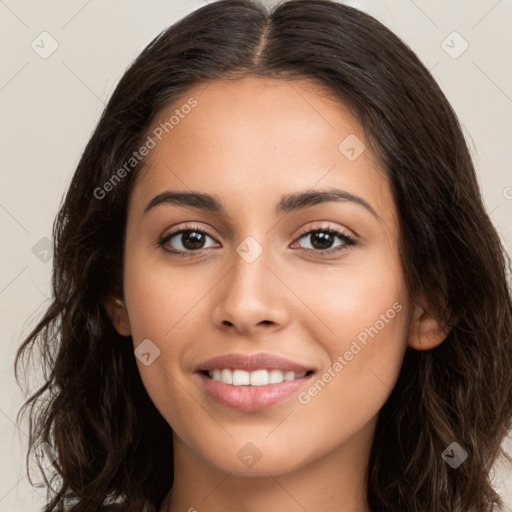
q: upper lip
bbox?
[196,353,314,373]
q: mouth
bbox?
[199,368,315,386]
[196,367,315,412]
[195,352,317,411]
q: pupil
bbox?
[179,231,335,251]
[312,231,332,249]
[183,231,204,249]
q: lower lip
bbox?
[197,372,313,412]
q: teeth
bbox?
[207,369,308,386]
[221,369,232,384]
[250,369,269,386]
[233,369,250,385]
[269,369,284,384]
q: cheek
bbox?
[293,245,409,409]
[122,256,202,428]
[121,254,209,414]
[123,253,212,341]
[292,298,408,464]
[294,245,407,348]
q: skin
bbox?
[106,76,449,512]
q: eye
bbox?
[158,223,219,257]
[292,225,357,257]
[158,223,357,258]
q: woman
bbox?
[15,0,512,511]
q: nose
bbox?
[211,243,290,337]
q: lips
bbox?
[195,352,316,411]
[196,352,314,374]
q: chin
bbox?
[202,445,309,477]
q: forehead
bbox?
[129,76,392,222]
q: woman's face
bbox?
[109,76,437,478]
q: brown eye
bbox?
[305,231,336,250]
[175,230,207,250]
[159,224,219,256]
[294,226,356,256]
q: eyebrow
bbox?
[143,188,380,220]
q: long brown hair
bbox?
[15,1,512,510]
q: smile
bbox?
[197,370,315,412]
[205,368,311,386]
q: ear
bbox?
[408,297,451,351]
[104,296,132,336]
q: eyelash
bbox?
[158,223,357,258]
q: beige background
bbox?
[0,0,511,510]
